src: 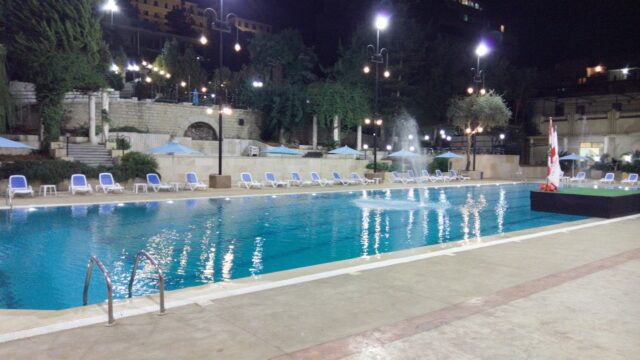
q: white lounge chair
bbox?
[332,171,357,185]
[70,174,93,195]
[419,170,436,183]
[559,171,570,182]
[405,170,418,183]
[390,171,405,184]
[450,170,470,181]
[264,172,288,187]
[621,173,638,186]
[290,172,312,187]
[599,172,615,184]
[310,172,333,186]
[434,170,451,182]
[239,172,263,189]
[6,175,34,199]
[146,173,174,192]
[351,172,374,185]
[185,172,207,191]
[96,172,124,193]
[569,172,586,183]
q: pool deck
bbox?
[1,180,639,359]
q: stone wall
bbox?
[64,99,261,140]
[153,155,369,184]
[450,155,527,179]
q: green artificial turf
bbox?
[558,187,640,197]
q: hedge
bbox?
[0,152,158,184]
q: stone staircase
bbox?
[67,143,114,167]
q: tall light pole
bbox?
[364,13,390,173]
[102,0,119,26]
[203,1,237,176]
[466,41,490,170]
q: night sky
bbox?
[216,0,640,69]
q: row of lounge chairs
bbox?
[390,169,470,184]
[239,171,376,189]
[5,172,209,199]
[561,171,638,185]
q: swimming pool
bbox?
[0,183,585,310]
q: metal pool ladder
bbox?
[128,250,165,314]
[83,256,115,325]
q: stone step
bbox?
[66,143,114,167]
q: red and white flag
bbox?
[547,118,561,189]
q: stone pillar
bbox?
[603,136,609,155]
[101,90,110,143]
[529,137,535,165]
[356,124,362,150]
[332,115,339,143]
[563,137,568,153]
[88,92,97,144]
[312,115,318,149]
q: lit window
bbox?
[500,24,505,33]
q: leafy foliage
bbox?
[0,152,158,184]
[1,0,108,142]
[247,29,317,141]
[447,92,512,170]
[0,45,13,133]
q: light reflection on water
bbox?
[0,184,588,310]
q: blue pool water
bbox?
[0,184,585,310]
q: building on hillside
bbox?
[527,65,640,164]
[130,0,271,34]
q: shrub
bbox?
[110,126,147,133]
[0,159,98,184]
[0,151,158,183]
[365,161,391,171]
[115,136,131,150]
[429,158,450,172]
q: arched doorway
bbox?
[184,122,218,140]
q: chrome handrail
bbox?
[83,256,115,325]
[128,250,165,314]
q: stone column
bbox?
[332,115,339,143]
[101,90,110,143]
[563,137,568,153]
[89,92,97,144]
[312,115,318,149]
[356,124,362,150]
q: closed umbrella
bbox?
[261,145,303,156]
[146,140,202,181]
[328,146,363,156]
[559,153,587,177]
[435,151,464,171]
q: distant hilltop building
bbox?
[130,0,271,34]
[527,65,640,164]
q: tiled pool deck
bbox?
[1,180,638,359]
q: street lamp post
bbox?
[364,13,390,174]
[364,118,383,171]
[203,1,237,176]
[102,0,119,26]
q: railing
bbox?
[83,256,115,325]
[128,250,165,314]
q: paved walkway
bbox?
[0,214,637,359]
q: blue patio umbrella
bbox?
[436,151,464,171]
[261,145,303,156]
[0,136,36,150]
[559,153,586,177]
[328,146,363,156]
[435,151,464,159]
[146,140,202,181]
[388,150,419,172]
[146,140,202,155]
[388,150,418,158]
